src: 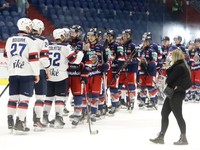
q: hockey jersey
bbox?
[32,34,50,70]
[4,32,40,76]
[48,42,83,81]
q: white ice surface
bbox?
[0,85,200,150]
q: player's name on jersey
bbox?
[12,38,25,42]
[49,46,61,51]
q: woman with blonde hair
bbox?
[150,49,192,145]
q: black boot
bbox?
[174,134,188,145]
[149,132,165,144]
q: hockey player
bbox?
[42,29,84,128]
[118,29,139,111]
[156,36,172,104]
[138,33,159,108]
[67,25,90,125]
[159,36,171,76]
[189,38,200,102]
[106,30,125,115]
[173,35,186,53]
[5,18,40,133]
[31,19,50,131]
[66,25,82,113]
[82,28,110,121]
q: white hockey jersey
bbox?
[4,33,40,76]
[48,42,83,82]
[33,34,50,70]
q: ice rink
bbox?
[0,85,200,150]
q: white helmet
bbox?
[17,18,32,31]
[32,19,44,31]
[63,28,70,36]
[53,28,65,40]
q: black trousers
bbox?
[161,91,186,134]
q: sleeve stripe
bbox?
[67,52,77,63]
[66,52,76,59]
[3,51,7,58]
[40,49,49,58]
[29,52,39,62]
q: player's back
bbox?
[48,42,69,81]
[5,33,39,76]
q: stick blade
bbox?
[90,130,98,135]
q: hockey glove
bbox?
[98,63,110,72]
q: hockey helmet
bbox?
[162,36,170,41]
[116,34,123,40]
[70,25,82,33]
[173,35,182,42]
[122,29,132,35]
[188,40,195,45]
[194,38,200,43]
[53,28,65,40]
[87,28,98,36]
[63,28,70,35]
[32,19,44,31]
[106,30,116,38]
[17,18,32,31]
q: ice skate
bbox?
[42,111,50,126]
[14,119,30,135]
[71,115,84,128]
[90,114,97,122]
[146,101,157,110]
[54,113,65,129]
[63,107,70,116]
[138,100,145,108]
[33,118,46,131]
[69,111,81,121]
[128,102,134,113]
[108,106,117,116]
[8,115,14,133]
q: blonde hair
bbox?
[171,49,191,74]
[171,49,185,64]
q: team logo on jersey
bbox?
[89,55,98,66]
[13,59,24,69]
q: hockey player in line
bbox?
[187,39,200,102]
[138,33,159,109]
[66,25,83,117]
[152,36,171,105]
[173,35,186,53]
[118,29,139,112]
[42,29,84,128]
[5,18,40,134]
[67,25,91,126]
[81,28,110,122]
[31,19,50,131]
[106,30,125,115]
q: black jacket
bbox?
[166,59,191,92]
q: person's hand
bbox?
[98,63,109,72]
[46,69,51,80]
[83,43,90,51]
[34,76,40,83]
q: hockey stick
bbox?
[0,83,9,97]
[101,39,109,113]
[83,83,99,135]
[141,64,167,110]
[108,47,140,88]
